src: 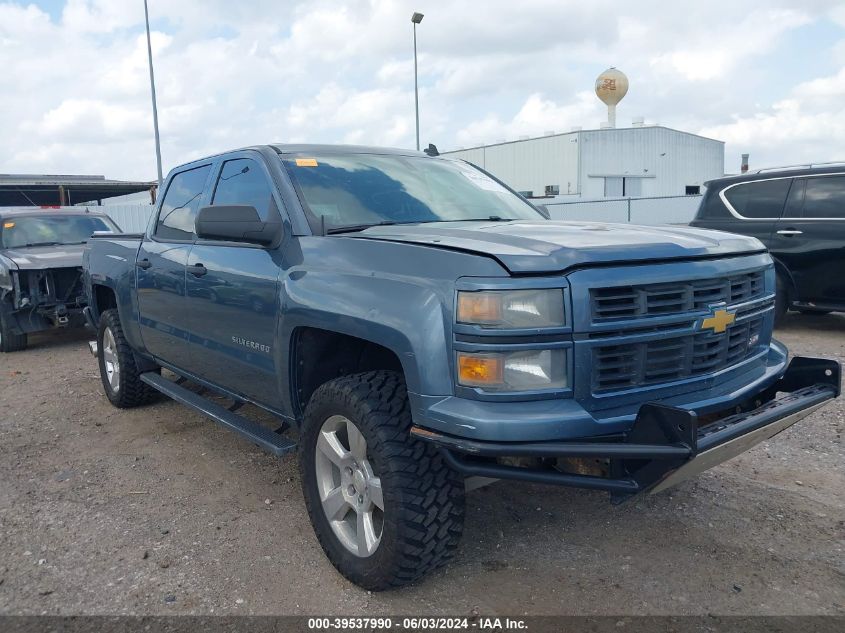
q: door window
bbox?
[802,176,845,219]
[155,165,211,240]
[212,158,277,220]
[782,179,805,218]
[724,179,791,218]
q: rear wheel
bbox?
[0,309,27,352]
[299,371,465,590]
[97,309,157,408]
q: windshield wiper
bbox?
[20,242,63,247]
[326,221,399,235]
[435,216,517,223]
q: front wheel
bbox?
[0,309,27,352]
[299,371,465,590]
[97,309,157,408]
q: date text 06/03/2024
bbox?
[306,617,528,630]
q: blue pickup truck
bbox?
[83,144,840,590]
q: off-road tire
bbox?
[97,309,157,408]
[0,309,27,352]
[774,273,789,326]
[299,371,465,590]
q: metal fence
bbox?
[86,195,702,236]
[95,204,155,233]
[545,194,702,225]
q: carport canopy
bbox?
[0,174,157,206]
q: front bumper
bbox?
[4,304,86,334]
[411,356,840,500]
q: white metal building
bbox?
[443,125,724,200]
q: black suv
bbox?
[691,164,845,322]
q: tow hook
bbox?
[56,304,69,326]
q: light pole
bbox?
[143,0,164,186]
[411,12,424,151]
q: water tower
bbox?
[595,67,629,128]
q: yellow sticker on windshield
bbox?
[295,158,318,167]
[3,222,14,228]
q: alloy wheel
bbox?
[314,415,384,557]
[102,327,121,393]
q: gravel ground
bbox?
[0,313,843,616]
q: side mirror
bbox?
[195,205,281,246]
[535,204,551,219]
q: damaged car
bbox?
[0,209,119,352]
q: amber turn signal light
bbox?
[457,353,504,387]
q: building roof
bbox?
[443,125,724,154]
[0,174,155,206]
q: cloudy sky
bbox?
[1,0,844,181]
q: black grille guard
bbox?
[411,357,840,502]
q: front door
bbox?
[184,156,284,407]
[771,175,845,306]
[136,240,192,368]
[136,163,212,369]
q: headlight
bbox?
[457,289,565,328]
[457,349,568,391]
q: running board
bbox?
[140,372,297,456]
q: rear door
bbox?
[136,163,212,369]
[716,177,791,248]
[771,174,845,306]
[184,154,284,407]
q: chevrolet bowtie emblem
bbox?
[700,307,736,334]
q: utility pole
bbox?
[143,0,164,185]
[411,12,424,151]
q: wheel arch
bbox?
[290,326,408,416]
[90,283,118,322]
[771,256,796,303]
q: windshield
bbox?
[281,153,543,232]
[0,214,117,248]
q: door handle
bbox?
[188,263,208,277]
[777,229,803,236]
[136,258,152,269]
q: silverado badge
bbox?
[699,307,736,334]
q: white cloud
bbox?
[649,9,812,81]
[699,66,845,168]
[287,83,412,146]
[61,0,139,34]
[455,92,602,147]
[0,0,842,181]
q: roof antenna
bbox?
[320,215,326,236]
[424,143,439,156]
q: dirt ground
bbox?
[0,313,843,616]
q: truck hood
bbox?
[1,243,85,270]
[351,221,766,273]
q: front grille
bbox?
[591,271,765,321]
[592,315,764,392]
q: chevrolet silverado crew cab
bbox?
[83,144,840,590]
[1,208,119,352]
